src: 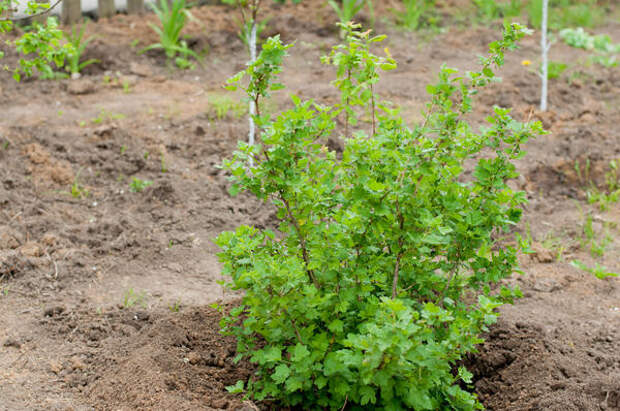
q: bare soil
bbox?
[1,1,619,410]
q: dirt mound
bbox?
[468,318,620,411]
[83,306,254,411]
[23,143,75,186]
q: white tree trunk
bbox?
[248,19,257,152]
[540,0,549,112]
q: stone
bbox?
[187,351,201,365]
[70,356,86,371]
[49,360,63,374]
[19,242,43,257]
[41,233,60,247]
[67,79,96,95]
[167,262,183,273]
[23,143,50,164]
[531,242,554,264]
[0,227,22,249]
[129,62,153,77]
[117,75,138,88]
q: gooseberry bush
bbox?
[217,22,542,410]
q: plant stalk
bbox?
[248,0,259,166]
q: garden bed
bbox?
[1,1,619,409]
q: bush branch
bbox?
[0,0,62,22]
[280,194,320,288]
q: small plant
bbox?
[91,109,125,124]
[546,60,567,79]
[528,0,604,30]
[141,0,198,69]
[560,27,620,53]
[328,0,370,29]
[540,231,567,261]
[168,299,182,312]
[218,23,540,409]
[160,153,168,173]
[559,27,619,68]
[207,94,247,120]
[583,159,620,211]
[63,20,99,77]
[70,169,90,199]
[579,213,612,258]
[391,0,438,31]
[129,177,153,193]
[588,54,617,68]
[120,145,127,155]
[472,0,522,21]
[121,288,148,308]
[122,79,131,93]
[570,260,618,280]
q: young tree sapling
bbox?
[540,0,549,111]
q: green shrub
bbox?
[217,22,541,409]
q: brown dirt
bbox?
[1,1,619,410]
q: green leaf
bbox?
[359,385,376,405]
[458,366,473,384]
[291,343,310,362]
[482,67,494,78]
[225,380,244,394]
[327,319,344,333]
[272,364,291,384]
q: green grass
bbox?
[528,0,606,30]
[570,260,618,280]
[121,288,148,308]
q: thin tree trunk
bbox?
[98,0,115,19]
[540,0,548,111]
[127,0,144,14]
[248,18,257,148]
